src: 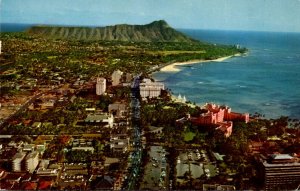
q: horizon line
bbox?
[1,22,300,34]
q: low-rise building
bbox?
[110,138,129,154]
[72,146,95,153]
[84,113,114,128]
[40,100,56,109]
[36,168,58,177]
[248,141,264,155]
[108,103,127,118]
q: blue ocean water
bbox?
[153,29,300,119]
[0,23,34,32]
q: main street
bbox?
[123,75,143,190]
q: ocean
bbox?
[0,23,34,32]
[153,29,300,119]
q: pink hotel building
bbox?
[190,103,249,137]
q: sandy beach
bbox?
[159,54,240,72]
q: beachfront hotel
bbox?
[178,103,249,137]
[140,79,164,99]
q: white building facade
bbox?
[140,79,164,98]
[96,77,106,95]
[112,70,123,86]
[26,152,39,173]
[12,152,26,172]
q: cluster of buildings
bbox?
[95,73,165,100]
[0,128,131,190]
[0,70,134,190]
[95,70,133,96]
[12,151,39,173]
[0,135,56,190]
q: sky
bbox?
[1,0,300,32]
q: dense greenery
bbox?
[65,150,92,162]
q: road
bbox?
[123,75,143,190]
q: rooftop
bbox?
[271,154,293,160]
[108,103,126,110]
[26,151,38,159]
[13,152,26,160]
[85,113,112,122]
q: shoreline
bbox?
[150,53,242,110]
[159,53,241,72]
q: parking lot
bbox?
[140,146,168,190]
[176,149,218,181]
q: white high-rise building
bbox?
[112,70,123,86]
[12,152,26,172]
[96,78,106,95]
[0,41,2,54]
[25,151,39,173]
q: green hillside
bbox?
[27,20,195,42]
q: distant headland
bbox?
[26,20,196,42]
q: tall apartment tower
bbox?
[26,151,39,173]
[0,41,2,54]
[12,152,26,172]
[96,77,106,95]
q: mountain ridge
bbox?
[26,20,196,42]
